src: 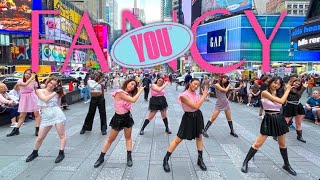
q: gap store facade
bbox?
[196,14,320,73]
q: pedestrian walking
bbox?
[142,74,152,101]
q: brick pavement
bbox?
[0,85,319,180]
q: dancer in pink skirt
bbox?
[202,75,238,138]
[7,69,41,137]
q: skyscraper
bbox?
[161,0,173,21]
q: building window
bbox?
[299,10,303,14]
[288,10,292,14]
[293,10,297,14]
[287,5,292,8]
[299,5,304,8]
[305,5,309,9]
[293,5,298,8]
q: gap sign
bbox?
[207,29,226,53]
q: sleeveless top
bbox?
[88,80,102,93]
[178,90,200,112]
[17,79,38,94]
[215,88,227,100]
[38,94,59,107]
[261,98,282,111]
[151,86,165,96]
[111,89,132,114]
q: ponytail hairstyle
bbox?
[184,78,200,91]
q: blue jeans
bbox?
[83,87,90,102]
[304,106,319,120]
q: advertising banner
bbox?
[42,44,68,62]
[202,0,253,14]
[0,0,32,33]
[94,24,109,50]
[207,29,226,53]
[73,50,86,64]
[53,0,88,40]
[44,17,72,43]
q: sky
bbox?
[116,0,161,29]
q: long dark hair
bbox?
[185,78,200,91]
[45,77,64,97]
[267,76,284,98]
[23,69,40,88]
[219,75,230,88]
[121,79,138,97]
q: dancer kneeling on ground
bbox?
[94,79,144,168]
[163,78,208,172]
[241,77,297,176]
[26,77,67,163]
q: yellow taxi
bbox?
[38,72,62,83]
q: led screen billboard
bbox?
[0,0,41,33]
[182,0,192,27]
[202,0,253,15]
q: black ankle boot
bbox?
[280,148,297,176]
[6,127,20,137]
[80,126,86,135]
[228,121,238,137]
[26,150,38,162]
[127,151,133,167]
[197,151,207,171]
[139,119,150,135]
[202,121,212,138]
[55,150,65,163]
[163,151,171,172]
[35,127,39,136]
[163,118,172,134]
[296,130,306,143]
[241,147,258,173]
[101,125,107,135]
[94,152,106,168]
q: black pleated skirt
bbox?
[109,112,134,131]
[260,110,289,136]
[149,96,168,111]
[177,110,204,140]
[283,103,305,117]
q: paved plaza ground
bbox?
[0,85,319,180]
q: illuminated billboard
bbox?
[53,0,88,40]
[0,0,42,33]
[182,0,192,27]
[44,17,73,43]
[202,0,253,15]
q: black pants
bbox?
[61,95,67,104]
[83,95,107,131]
[144,88,150,100]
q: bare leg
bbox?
[167,137,183,153]
[101,129,120,153]
[34,126,53,150]
[124,127,133,151]
[55,122,67,150]
[16,112,27,128]
[34,111,41,127]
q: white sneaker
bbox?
[258,115,263,119]
[247,103,250,107]
[10,123,17,128]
